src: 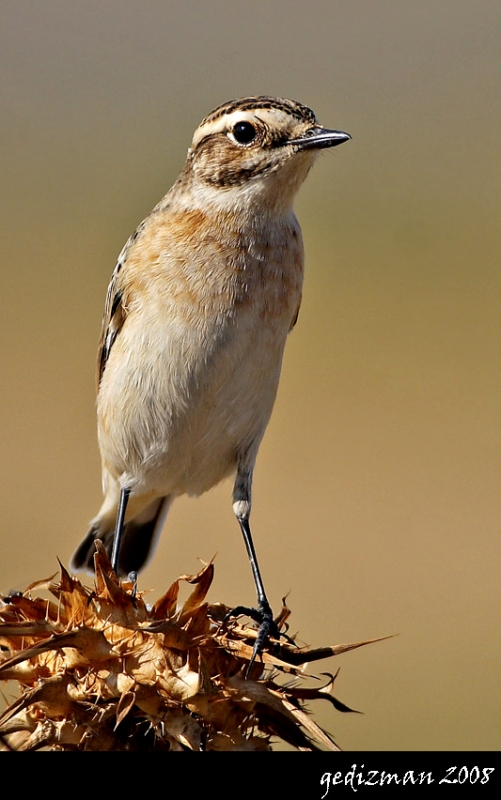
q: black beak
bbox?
[289,126,351,151]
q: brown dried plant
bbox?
[0,543,384,751]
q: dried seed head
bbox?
[0,547,383,751]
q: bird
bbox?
[70,95,350,663]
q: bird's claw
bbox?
[224,600,282,678]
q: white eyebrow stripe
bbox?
[190,109,296,149]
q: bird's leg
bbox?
[228,467,281,675]
[110,487,130,575]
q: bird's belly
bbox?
[97,312,289,497]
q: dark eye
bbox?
[232,121,257,145]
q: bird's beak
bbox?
[289,126,351,151]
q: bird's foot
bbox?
[224,599,283,678]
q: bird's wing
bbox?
[289,295,302,331]
[97,206,168,387]
[97,242,130,387]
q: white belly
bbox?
[97,302,292,497]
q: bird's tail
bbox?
[70,495,172,577]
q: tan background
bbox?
[1,1,499,750]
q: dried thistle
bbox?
[0,543,384,751]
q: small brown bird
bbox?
[71,96,350,661]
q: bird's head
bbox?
[176,96,351,216]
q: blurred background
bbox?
[1,0,499,750]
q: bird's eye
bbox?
[232,121,257,145]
